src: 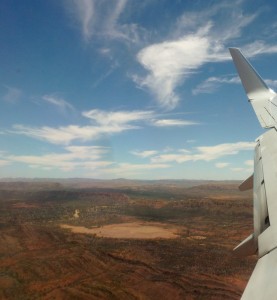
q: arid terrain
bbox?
[0,179,256,299]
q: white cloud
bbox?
[192,76,240,95]
[96,162,170,178]
[67,0,95,41]
[196,142,255,160]
[0,160,10,166]
[264,79,277,89]
[42,95,74,112]
[11,124,134,145]
[92,61,119,88]
[215,162,230,168]
[3,86,22,104]
[193,75,277,95]
[178,149,190,154]
[65,0,145,44]
[133,2,277,109]
[134,29,210,109]
[9,108,200,145]
[3,145,170,176]
[83,109,154,125]
[231,167,245,172]
[131,150,158,158]
[244,160,254,167]
[152,119,199,127]
[7,146,112,172]
[241,40,277,57]
[151,141,255,163]
[10,109,156,145]
[186,140,196,144]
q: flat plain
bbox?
[0,179,256,299]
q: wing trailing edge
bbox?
[239,174,253,191]
[233,233,257,257]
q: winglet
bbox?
[229,48,272,100]
[229,48,276,128]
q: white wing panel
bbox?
[241,248,277,299]
[241,249,277,300]
[251,99,276,128]
[258,128,277,228]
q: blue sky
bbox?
[1,0,277,180]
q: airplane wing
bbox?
[230,48,277,299]
[230,48,276,128]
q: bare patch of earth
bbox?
[60,222,181,239]
[187,235,206,240]
[12,202,38,208]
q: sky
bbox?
[1,0,277,180]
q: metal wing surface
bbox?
[230,48,277,299]
[230,48,276,128]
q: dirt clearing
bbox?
[60,222,181,239]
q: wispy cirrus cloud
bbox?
[2,146,169,176]
[131,150,158,158]
[193,75,277,95]
[133,1,277,109]
[244,160,254,167]
[152,119,199,127]
[65,0,145,44]
[264,79,277,89]
[229,159,254,174]
[42,95,75,112]
[9,109,199,145]
[192,76,240,95]
[231,167,245,172]
[215,162,230,168]
[151,141,255,163]
[241,40,277,57]
[3,86,22,104]
[11,123,133,145]
[93,162,170,178]
[83,109,154,125]
[0,160,10,166]
[6,146,112,172]
[69,0,95,41]
[10,110,153,145]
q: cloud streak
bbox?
[151,142,255,163]
[10,109,199,145]
[215,162,230,168]
[6,146,112,172]
[83,109,154,125]
[0,160,10,167]
[1,140,254,177]
[42,95,75,112]
[193,75,277,95]
[66,0,145,44]
[131,150,158,158]
[2,146,169,176]
[192,76,240,95]
[94,162,170,178]
[152,119,199,127]
[10,110,154,144]
[3,86,22,104]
